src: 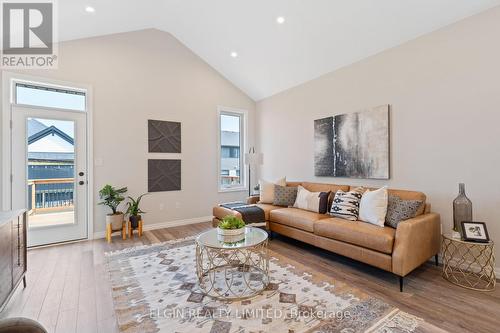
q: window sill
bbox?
[218,187,247,193]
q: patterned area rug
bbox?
[105,237,446,333]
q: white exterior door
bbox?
[11,105,88,247]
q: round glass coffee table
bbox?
[195,227,269,300]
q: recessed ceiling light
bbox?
[230,51,238,58]
[85,6,95,13]
[276,16,285,24]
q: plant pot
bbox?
[217,227,246,236]
[129,215,141,229]
[217,233,245,244]
[106,213,124,230]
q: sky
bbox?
[221,114,240,132]
[35,118,75,138]
[16,85,85,111]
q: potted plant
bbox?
[126,194,147,228]
[98,184,128,229]
[217,215,246,236]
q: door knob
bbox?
[79,172,84,176]
[79,181,85,185]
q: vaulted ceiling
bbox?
[60,0,500,100]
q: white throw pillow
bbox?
[358,186,388,227]
[293,185,328,213]
[259,177,286,203]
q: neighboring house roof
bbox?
[28,126,74,145]
[27,119,74,161]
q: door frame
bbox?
[1,71,94,241]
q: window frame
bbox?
[217,106,247,192]
[13,81,87,112]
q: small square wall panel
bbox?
[148,120,181,153]
[148,159,181,192]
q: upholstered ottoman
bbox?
[212,196,272,229]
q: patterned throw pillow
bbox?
[273,185,298,207]
[385,195,423,228]
[330,188,364,221]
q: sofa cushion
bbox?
[314,218,396,254]
[293,186,330,213]
[385,195,423,228]
[270,208,330,232]
[352,187,426,216]
[273,185,298,207]
[259,177,287,203]
[255,203,282,221]
[330,187,364,221]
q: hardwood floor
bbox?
[1,222,499,333]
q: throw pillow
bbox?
[273,185,298,207]
[385,195,423,228]
[293,186,330,213]
[330,187,364,221]
[259,177,286,204]
[359,186,388,227]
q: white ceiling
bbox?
[59,0,500,100]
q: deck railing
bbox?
[27,178,74,213]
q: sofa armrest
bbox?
[392,213,441,277]
[247,195,260,205]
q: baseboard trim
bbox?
[93,215,212,239]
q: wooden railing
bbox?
[27,178,74,214]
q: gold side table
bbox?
[442,234,496,291]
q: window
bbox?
[218,108,245,191]
[15,83,86,111]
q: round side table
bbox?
[442,234,496,291]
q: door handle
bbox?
[79,181,85,185]
[79,172,84,176]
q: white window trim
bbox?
[1,71,94,240]
[217,106,247,193]
[13,80,87,112]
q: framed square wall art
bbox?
[148,120,181,153]
[314,104,389,179]
[148,159,181,192]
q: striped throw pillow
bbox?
[330,188,364,221]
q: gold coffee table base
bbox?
[442,234,496,291]
[195,229,269,301]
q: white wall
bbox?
[257,7,500,269]
[1,29,256,233]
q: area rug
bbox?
[105,237,446,333]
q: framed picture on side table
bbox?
[461,221,490,243]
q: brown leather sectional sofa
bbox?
[213,182,442,291]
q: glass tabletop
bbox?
[196,227,268,249]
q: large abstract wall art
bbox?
[314,105,389,179]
